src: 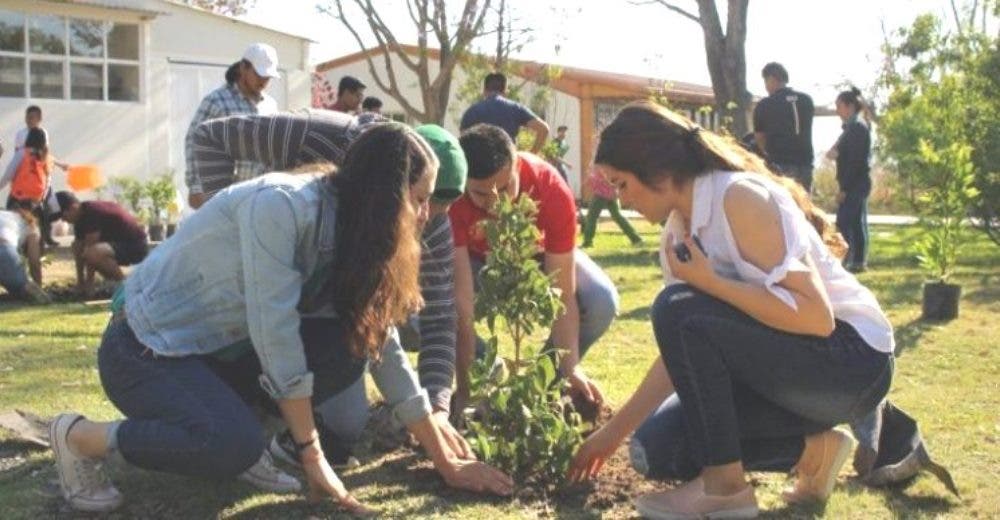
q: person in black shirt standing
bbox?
[753,62,815,192]
[831,87,872,273]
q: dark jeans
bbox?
[98,316,366,478]
[630,284,892,479]
[772,162,814,193]
[837,188,870,268]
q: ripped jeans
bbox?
[629,284,892,480]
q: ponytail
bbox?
[836,87,872,124]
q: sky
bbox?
[241,0,964,149]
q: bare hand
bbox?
[567,366,605,407]
[301,446,375,516]
[439,458,515,496]
[665,233,715,290]
[433,410,475,461]
[568,425,618,482]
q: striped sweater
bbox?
[188,111,456,411]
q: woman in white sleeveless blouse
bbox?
[568,102,894,519]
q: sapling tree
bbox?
[466,194,584,487]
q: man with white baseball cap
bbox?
[184,43,280,209]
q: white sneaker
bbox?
[49,413,123,513]
[22,281,52,305]
[238,450,301,494]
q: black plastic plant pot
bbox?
[148,223,165,242]
[166,223,177,237]
[922,281,961,321]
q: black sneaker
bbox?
[269,422,360,470]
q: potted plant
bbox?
[145,174,177,242]
[913,141,980,321]
[465,194,584,489]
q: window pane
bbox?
[71,63,103,100]
[107,23,138,60]
[0,56,25,97]
[30,60,63,98]
[29,15,65,55]
[0,9,24,52]
[69,19,104,57]
[108,64,138,101]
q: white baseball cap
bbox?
[242,43,280,79]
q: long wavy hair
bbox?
[595,101,846,258]
[326,123,437,360]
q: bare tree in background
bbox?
[320,0,493,124]
[635,0,751,135]
[182,0,256,17]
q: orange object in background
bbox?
[66,165,105,192]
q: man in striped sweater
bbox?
[186,111,471,464]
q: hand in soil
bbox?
[568,424,619,483]
[567,366,605,410]
[433,411,475,460]
[302,449,376,516]
[440,459,515,496]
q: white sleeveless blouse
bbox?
[658,171,895,353]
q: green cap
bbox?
[415,124,467,203]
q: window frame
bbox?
[0,9,142,103]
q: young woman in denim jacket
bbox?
[48,124,513,514]
[567,102,896,519]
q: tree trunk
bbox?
[695,0,751,136]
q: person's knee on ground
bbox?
[123,415,266,479]
[629,394,701,481]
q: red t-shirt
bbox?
[449,152,577,260]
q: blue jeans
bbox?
[0,243,28,295]
[98,316,366,478]
[772,162,814,193]
[471,249,619,360]
[837,187,870,268]
[629,284,892,480]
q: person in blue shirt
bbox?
[460,72,550,154]
[46,124,513,514]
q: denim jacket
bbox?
[124,173,431,423]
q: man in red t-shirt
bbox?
[450,124,618,412]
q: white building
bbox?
[315,45,718,199]
[0,0,313,200]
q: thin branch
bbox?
[950,0,965,36]
[325,1,426,120]
[629,0,700,23]
[357,0,422,73]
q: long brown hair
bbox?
[595,101,845,258]
[326,123,436,360]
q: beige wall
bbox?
[0,0,311,202]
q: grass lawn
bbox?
[1,222,997,518]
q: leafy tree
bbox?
[466,195,583,487]
[878,3,999,245]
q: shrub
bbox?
[466,194,583,487]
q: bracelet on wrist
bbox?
[294,435,320,455]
